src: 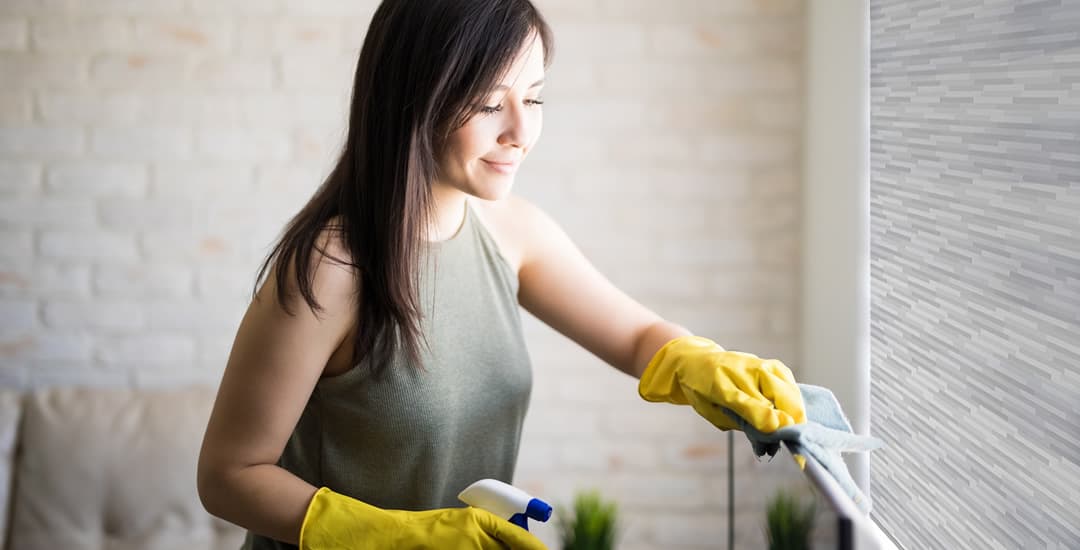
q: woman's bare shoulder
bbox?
[316,216,357,274]
[257,217,359,317]
[470,194,548,274]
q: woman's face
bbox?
[436,35,546,201]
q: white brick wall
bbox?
[0,0,813,548]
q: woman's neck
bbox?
[427,183,469,242]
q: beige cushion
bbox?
[8,385,244,550]
[0,390,22,547]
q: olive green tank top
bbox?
[243,202,534,549]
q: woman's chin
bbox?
[469,179,515,201]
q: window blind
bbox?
[869,1,1080,548]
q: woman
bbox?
[197,1,807,548]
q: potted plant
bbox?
[557,489,619,550]
[763,488,817,550]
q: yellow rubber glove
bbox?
[300,487,547,550]
[638,336,807,433]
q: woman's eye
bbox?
[478,98,544,115]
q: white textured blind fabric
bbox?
[869,1,1080,548]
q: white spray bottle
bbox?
[458,479,553,531]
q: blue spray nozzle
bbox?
[526,498,552,522]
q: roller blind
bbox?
[869,1,1080,548]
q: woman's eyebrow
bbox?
[492,78,545,92]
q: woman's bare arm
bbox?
[197,234,359,544]
[508,195,692,378]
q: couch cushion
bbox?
[0,390,22,548]
[8,385,244,550]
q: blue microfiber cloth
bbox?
[721,383,885,514]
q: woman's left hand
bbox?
[638,336,807,433]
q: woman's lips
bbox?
[482,159,518,174]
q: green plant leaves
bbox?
[558,490,619,550]
[764,488,817,550]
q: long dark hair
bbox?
[254,0,554,375]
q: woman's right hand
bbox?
[300,487,548,550]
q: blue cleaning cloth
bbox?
[721,383,885,514]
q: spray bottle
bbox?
[458,479,553,531]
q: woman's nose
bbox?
[498,104,534,148]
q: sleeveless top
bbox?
[243,202,534,549]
